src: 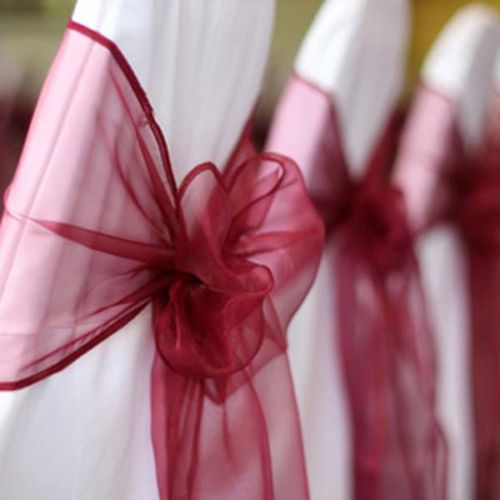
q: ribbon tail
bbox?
[387,256,448,500]
[150,345,309,499]
[335,243,447,500]
[151,353,205,500]
[467,252,500,500]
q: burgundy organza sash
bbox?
[448,119,500,500]
[335,181,447,500]
[396,85,500,500]
[322,106,447,500]
[0,22,324,499]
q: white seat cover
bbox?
[0,1,274,499]
[295,0,409,173]
[268,1,409,498]
[399,6,500,500]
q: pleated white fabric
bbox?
[395,7,500,500]
[267,1,410,499]
[0,1,274,499]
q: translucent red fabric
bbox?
[396,85,500,500]
[447,112,500,500]
[0,22,324,499]
[317,102,447,500]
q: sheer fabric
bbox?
[266,2,445,498]
[0,22,323,499]
[469,91,500,499]
[459,104,500,499]
[395,9,500,498]
[73,0,275,179]
[268,76,352,500]
[268,74,447,500]
[0,1,277,499]
[398,84,500,500]
[294,0,410,175]
[401,87,500,500]
[332,108,446,500]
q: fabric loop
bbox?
[342,183,413,274]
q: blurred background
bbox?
[0,0,500,186]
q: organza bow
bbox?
[151,156,316,399]
[334,179,446,500]
[338,182,413,273]
[312,108,447,500]
[36,155,314,394]
[0,22,324,500]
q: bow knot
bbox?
[153,157,296,383]
[340,183,413,273]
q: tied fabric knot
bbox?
[336,181,414,274]
[452,167,500,255]
[29,151,321,401]
[153,158,282,386]
[150,153,323,499]
[334,181,447,499]
[0,23,324,500]
[29,149,322,497]
[310,104,447,499]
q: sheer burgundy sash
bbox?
[314,97,447,499]
[0,22,324,499]
[397,85,500,500]
[445,101,500,500]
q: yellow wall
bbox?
[411,0,500,84]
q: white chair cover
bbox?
[267,1,410,498]
[0,1,275,499]
[395,6,500,500]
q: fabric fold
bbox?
[268,74,447,500]
[0,22,323,499]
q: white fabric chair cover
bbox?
[395,6,500,500]
[0,1,275,499]
[267,1,410,498]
